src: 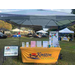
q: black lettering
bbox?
[37,52,41,57]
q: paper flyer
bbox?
[31,41,36,47]
[22,42,25,47]
[26,42,29,47]
[43,41,48,48]
[37,41,42,47]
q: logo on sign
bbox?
[28,53,39,59]
[37,52,52,57]
[6,47,10,50]
[28,52,52,59]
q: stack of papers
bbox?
[22,40,59,48]
[22,42,25,47]
[37,41,42,47]
[31,41,36,47]
[26,42,29,47]
[43,41,48,48]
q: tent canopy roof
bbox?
[0,9,75,28]
[59,28,74,33]
[3,9,75,16]
[0,9,75,20]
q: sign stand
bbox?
[49,31,59,47]
[3,46,19,63]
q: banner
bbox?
[61,37,70,41]
[20,47,61,63]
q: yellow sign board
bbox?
[20,47,61,64]
[61,37,70,41]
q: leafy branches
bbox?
[0,20,12,30]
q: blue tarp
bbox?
[13,35,21,37]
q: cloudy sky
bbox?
[0,9,72,13]
[50,9,72,13]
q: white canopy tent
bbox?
[59,28,74,33]
[36,30,48,34]
[59,28,74,41]
[36,30,48,38]
[12,28,23,32]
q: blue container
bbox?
[48,45,51,48]
[18,35,21,37]
[13,35,17,37]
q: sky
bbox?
[0,9,72,13]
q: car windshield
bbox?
[0,32,3,34]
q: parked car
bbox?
[0,32,7,39]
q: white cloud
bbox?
[0,9,23,13]
[50,9,62,12]
[0,9,72,13]
[50,9,71,13]
[0,11,2,12]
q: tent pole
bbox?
[19,20,24,47]
[18,19,26,59]
[73,33,74,41]
[58,26,60,47]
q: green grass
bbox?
[0,37,75,65]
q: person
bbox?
[3,31,4,34]
[18,32,20,35]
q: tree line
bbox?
[0,20,12,30]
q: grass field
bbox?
[0,37,75,65]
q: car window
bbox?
[0,32,3,34]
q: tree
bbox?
[71,9,75,14]
[71,9,75,36]
[12,24,17,29]
[0,20,12,30]
[68,24,75,36]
